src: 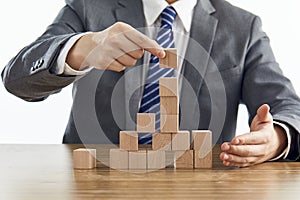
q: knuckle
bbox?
[130,50,143,59]
[114,22,126,29]
[136,49,144,58]
[119,66,126,72]
[109,36,119,46]
[231,145,237,153]
[113,22,132,32]
[123,58,136,67]
[244,148,251,156]
[107,64,114,71]
[244,157,255,164]
[135,35,146,45]
[129,59,137,66]
[108,63,122,72]
[113,66,122,72]
[226,154,233,162]
[241,163,250,168]
[107,59,116,66]
[262,136,270,143]
[116,65,126,72]
[249,159,256,164]
[240,138,246,145]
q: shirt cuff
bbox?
[269,121,291,161]
[63,62,93,75]
[54,32,92,75]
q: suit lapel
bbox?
[116,0,145,130]
[115,0,145,27]
[180,0,218,130]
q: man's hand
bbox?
[66,22,165,72]
[220,104,287,167]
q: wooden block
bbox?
[160,96,179,115]
[160,114,178,133]
[119,131,138,151]
[137,113,156,133]
[192,130,212,168]
[175,150,194,169]
[194,150,212,169]
[159,77,178,97]
[165,151,176,168]
[152,133,172,151]
[73,148,96,169]
[109,149,128,170]
[191,130,212,151]
[129,150,147,170]
[159,48,177,69]
[147,150,165,170]
[172,131,190,150]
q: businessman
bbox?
[2,0,300,167]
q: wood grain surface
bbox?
[0,144,300,199]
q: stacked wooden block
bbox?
[110,130,212,169]
[109,49,213,170]
[110,114,165,170]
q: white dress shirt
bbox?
[53,0,290,160]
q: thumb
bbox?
[256,104,273,124]
[250,104,273,132]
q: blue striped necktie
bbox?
[139,6,177,144]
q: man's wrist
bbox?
[269,121,291,161]
[54,32,91,75]
[66,32,95,71]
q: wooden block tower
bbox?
[108,48,213,170]
[156,49,193,168]
[73,49,213,170]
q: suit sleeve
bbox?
[241,16,300,161]
[1,1,85,102]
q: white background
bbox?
[0,0,299,144]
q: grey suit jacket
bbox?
[2,0,300,160]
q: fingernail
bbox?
[159,50,165,58]
[223,144,230,151]
[233,138,240,144]
[223,154,229,160]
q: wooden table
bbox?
[0,144,300,199]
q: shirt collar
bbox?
[142,0,197,32]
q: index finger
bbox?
[123,27,165,58]
[231,131,268,145]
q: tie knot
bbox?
[160,6,177,29]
